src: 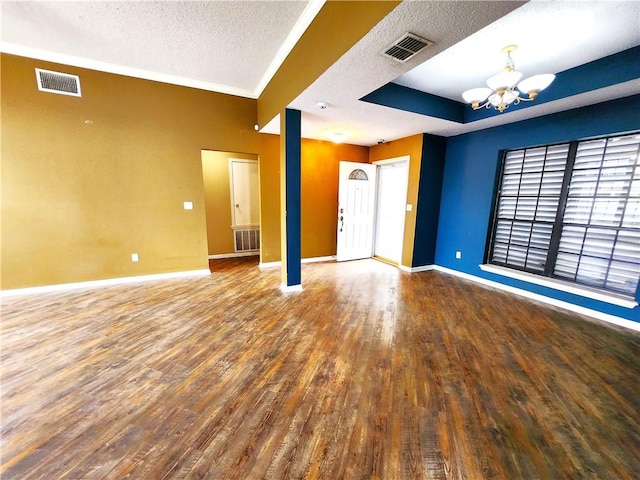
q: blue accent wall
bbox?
[284,108,302,286]
[412,134,447,266]
[434,95,640,322]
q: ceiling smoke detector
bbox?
[381,33,433,63]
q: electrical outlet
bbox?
[455,251,462,259]
[183,201,193,210]
[131,253,139,262]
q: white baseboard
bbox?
[400,264,435,273]
[280,283,303,293]
[432,266,640,333]
[259,255,336,270]
[259,261,280,269]
[209,252,259,259]
[0,269,212,297]
[302,255,336,264]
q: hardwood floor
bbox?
[1,258,639,479]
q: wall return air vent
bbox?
[35,68,82,97]
[381,33,433,62]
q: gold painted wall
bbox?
[258,134,282,264]
[369,135,425,268]
[258,135,368,263]
[301,140,368,259]
[1,54,259,289]
[201,150,258,256]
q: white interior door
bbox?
[230,159,259,227]
[374,161,408,264]
[336,161,378,262]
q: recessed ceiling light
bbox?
[329,130,348,144]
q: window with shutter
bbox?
[488,133,640,298]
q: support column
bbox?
[280,108,302,292]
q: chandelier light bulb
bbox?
[461,45,555,113]
[517,74,556,99]
[486,71,523,91]
[461,87,492,105]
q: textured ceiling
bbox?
[280,0,525,144]
[1,0,318,97]
[2,1,639,146]
[394,0,640,101]
[277,0,640,145]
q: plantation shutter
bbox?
[554,135,640,295]
[491,144,569,274]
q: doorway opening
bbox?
[201,150,260,271]
[336,156,410,267]
[373,158,409,265]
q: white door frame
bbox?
[372,155,410,266]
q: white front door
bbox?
[336,161,378,262]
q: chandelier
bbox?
[462,45,555,113]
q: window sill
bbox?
[479,264,638,309]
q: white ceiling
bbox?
[395,0,640,101]
[2,1,639,146]
[283,0,640,145]
[0,0,323,98]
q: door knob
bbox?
[235,204,240,208]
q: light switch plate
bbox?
[406,204,413,211]
[131,253,139,262]
[183,201,193,210]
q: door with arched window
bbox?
[336,161,378,261]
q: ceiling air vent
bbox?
[381,33,433,63]
[35,68,82,97]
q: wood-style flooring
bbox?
[1,257,639,479]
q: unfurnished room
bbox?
[1,1,639,479]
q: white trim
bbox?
[230,225,259,231]
[372,155,410,166]
[302,255,336,264]
[258,255,336,269]
[479,264,638,309]
[259,261,281,269]
[373,158,409,266]
[254,0,325,97]
[400,264,435,273]
[0,269,212,297]
[209,252,259,259]
[432,266,640,333]
[1,43,256,99]
[280,283,303,293]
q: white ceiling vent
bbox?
[35,68,81,97]
[381,33,433,63]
